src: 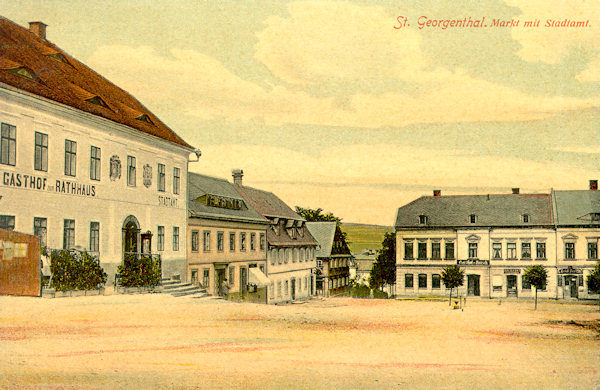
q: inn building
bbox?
[0,18,197,284]
[395,184,600,300]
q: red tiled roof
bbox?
[0,17,192,149]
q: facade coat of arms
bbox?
[109,155,121,181]
[143,164,152,188]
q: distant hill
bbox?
[340,223,393,254]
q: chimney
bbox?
[512,188,520,194]
[590,180,598,191]
[29,21,47,40]
[232,169,243,186]
[433,190,441,197]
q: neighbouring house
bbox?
[394,184,600,300]
[0,18,197,285]
[306,221,352,297]
[187,172,269,303]
[351,249,377,286]
[232,170,318,304]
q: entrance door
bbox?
[568,276,578,298]
[216,268,226,296]
[467,274,480,296]
[506,275,518,297]
[191,269,198,285]
[291,278,296,300]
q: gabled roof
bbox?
[395,194,553,228]
[552,190,600,226]
[233,184,303,220]
[188,173,267,223]
[0,17,192,149]
[306,222,336,257]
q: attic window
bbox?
[469,214,477,224]
[47,52,70,65]
[522,214,530,223]
[135,114,154,125]
[591,213,600,222]
[86,96,109,109]
[7,66,38,81]
[418,215,428,225]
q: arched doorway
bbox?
[122,215,140,256]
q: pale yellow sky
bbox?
[4,1,599,224]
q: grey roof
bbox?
[395,194,553,228]
[188,172,267,223]
[233,185,304,220]
[553,190,600,226]
[306,222,336,257]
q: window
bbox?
[34,132,48,171]
[588,242,598,260]
[536,242,546,259]
[229,232,236,251]
[507,243,517,259]
[229,266,235,284]
[203,230,210,252]
[445,242,455,260]
[157,163,165,192]
[63,219,75,249]
[492,243,502,259]
[33,217,47,247]
[191,231,199,252]
[404,242,414,260]
[417,242,427,259]
[522,276,531,290]
[469,214,477,224]
[565,242,575,259]
[127,156,136,186]
[522,214,530,223]
[468,242,478,259]
[405,273,414,288]
[157,226,165,251]
[217,231,224,252]
[89,222,99,252]
[521,242,531,259]
[173,167,180,195]
[202,269,210,287]
[173,227,179,251]
[277,281,282,297]
[240,233,246,251]
[299,248,304,262]
[431,242,441,259]
[64,139,77,176]
[260,233,265,251]
[285,280,289,296]
[432,274,441,289]
[90,146,101,181]
[270,249,276,265]
[250,233,256,251]
[292,248,297,262]
[418,274,427,288]
[0,123,16,166]
[418,215,428,224]
[0,215,15,230]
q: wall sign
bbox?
[504,268,521,274]
[2,170,96,197]
[558,266,583,275]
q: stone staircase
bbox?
[161,278,209,298]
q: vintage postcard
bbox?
[1,1,599,389]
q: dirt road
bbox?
[1,294,598,389]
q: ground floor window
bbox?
[522,276,531,290]
[229,266,235,284]
[34,217,47,247]
[89,221,99,252]
[405,273,414,288]
[418,274,427,288]
[157,226,165,251]
[432,274,441,289]
[285,280,289,296]
[63,219,75,249]
[277,281,282,297]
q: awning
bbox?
[492,276,503,287]
[249,267,270,287]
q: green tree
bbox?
[586,262,600,311]
[441,265,464,306]
[295,206,350,252]
[369,232,396,291]
[523,265,547,310]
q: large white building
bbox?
[395,185,600,300]
[0,18,196,284]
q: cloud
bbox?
[505,0,600,64]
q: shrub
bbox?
[117,253,161,287]
[50,249,107,291]
[372,289,388,299]
[350,283,371,298]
